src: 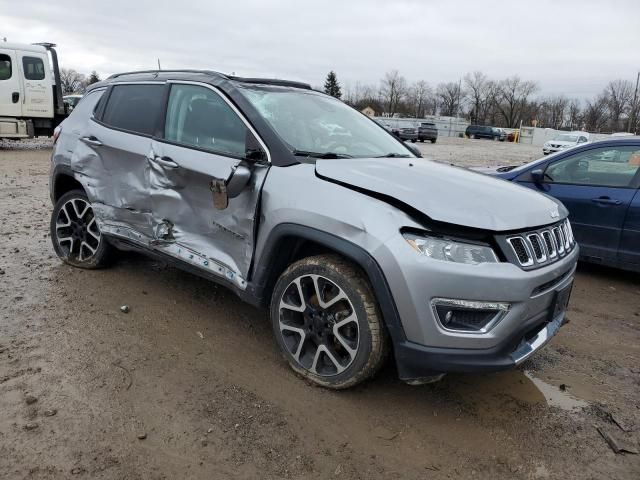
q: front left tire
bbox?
[270,254,388,389]
[50,189,111,269]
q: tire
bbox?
[431,139,436,144]
[50,189,112,269]
[411,139,416,143]
[270,254,388,389]
[470,134,476,139]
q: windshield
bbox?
[239,86,413,158]
[553,134,579,142]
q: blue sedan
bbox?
[480,138,640,273]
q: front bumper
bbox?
[374,236,578,381]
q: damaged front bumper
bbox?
[374,235,578,382]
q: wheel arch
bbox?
[251,223,406,344]
[51,165,85,203]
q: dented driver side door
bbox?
[147,81,269,287]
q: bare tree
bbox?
[436,81,464,117]
[59,68,86,94]
[494,76,538,127]
[464,71,496,124]
[605,79,633,131]
[583,94,609,132]
[567,99,582,130]
[539,95,569,129]
[379,70,407,116]
[408,80,432,118]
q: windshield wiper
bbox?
[292,150,353,159]
[375,153,411,158]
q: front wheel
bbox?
[50,189,111,269]
[431,139,437,144]
[270,255,388,389]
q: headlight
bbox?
[403,233,498,265]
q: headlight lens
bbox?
[403,233,498,265]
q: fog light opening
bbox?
[432,298,510,334]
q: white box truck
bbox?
[0,42,66,139]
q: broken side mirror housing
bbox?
[226,165,251,199]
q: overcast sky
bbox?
[1,0,638,99]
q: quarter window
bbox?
[0,54,11,80]
[101,84,164,136]
[22,56,45,80]
[164,84,249,158]
[545,146,640,188]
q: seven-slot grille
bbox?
[505,219,575,268]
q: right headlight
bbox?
[403,233,498,265]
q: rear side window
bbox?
[0,54,11,80]
[22,56,45,80]
[102,84,164,136]
[64,90,104,130]
[164,83,249,157]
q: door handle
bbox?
[150,155,179,169]
[12,92,19,103]
[591,197,622,206]
[80,136,103,147]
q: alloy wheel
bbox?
[278,274,359,376]
[55,198,101,262]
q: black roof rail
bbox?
[107,69,228,80]
[228,76,311,90]
[33,42,57,49]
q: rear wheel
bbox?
[50,189,111,269]
[431,139,436,144]
[271,255,388,389]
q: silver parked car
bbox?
[49,70,578,389]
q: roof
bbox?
[0,42,48,53]
[105,69,311,89]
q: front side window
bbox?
[545,146,640,188]
[101,84,164,136]
[22,56,45,80]
[240,86,413,158]
[0,54,11,80]
[164,84,249,158]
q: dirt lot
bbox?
[1,138,639,479]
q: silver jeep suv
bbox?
[49,71,578,389]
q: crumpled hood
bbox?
[315,158,566,232]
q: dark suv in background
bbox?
[418,122,438,143]
[465,125,506,141]
[378,119,418,142]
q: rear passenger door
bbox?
[81,82,165,239]
[18,53,53,118]
[148,81,269,286]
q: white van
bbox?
[0,42,66,139]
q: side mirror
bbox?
[405,143,422,158]
[531,168,544,184]
[227,165,251,198]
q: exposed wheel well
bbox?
[53,174,84,202]
[257,236,340,304]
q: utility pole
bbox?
[629,71,639,133]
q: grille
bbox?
[542,231,556,258]
[508,237,532,266]
[527,234,546,261]
[505,219,575,268]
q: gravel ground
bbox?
[416,135,542,168]
[0,142,638,479]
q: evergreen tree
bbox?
[87,71,101,85]
[324,71,342,99]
